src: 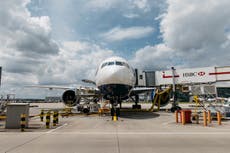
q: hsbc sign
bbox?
[183,71,206,77]
[155,67,217,85]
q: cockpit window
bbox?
[124,63,130,68]
[101,61,115,69]
[101,61,130,69]
[115,61,123,66]
[115,61,130,68]
[108,62,114,65]
[101,63,107,68]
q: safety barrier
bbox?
[20,114,26,132]
[203,111,207,126]
[40,110,44,122]
[53,111,58,126]
[175,110,192,125]
[112,113,118,121]
[207,110,211,124]
[46,111,51,129]
[176,110,223,127]
[56,111,59,124]
[217,111,222,125]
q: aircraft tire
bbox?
[132,104,141,109]
[116,108,120,117]
[111,108,115,116]
[170,106,181,113]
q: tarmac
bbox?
[0,103,230,153]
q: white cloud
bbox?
[160,0,230,67]
[86,0,151,13]
[130,44,181,70]
[37,41,114,86]
[86,0,118,10]
[0,0,59,58]
[102,26,154,42]
[132,0,150,12]
[2,0,230,98]
[0,0,59,98]
[132,0,230,72]
[0,39,115,98]
[123,13,140,19]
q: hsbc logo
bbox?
[198,71,205,76]
[183,71,206,77]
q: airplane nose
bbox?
[104,67,122,82]
[96,66,134,86]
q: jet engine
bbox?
[62,90,81,107]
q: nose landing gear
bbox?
[110,99,120,121]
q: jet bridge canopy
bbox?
[136,66,230,87]
[155,66,230,85]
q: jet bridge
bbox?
[136,66,230,87]
[136,66,230,111]
[155,66,230,85]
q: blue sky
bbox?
[27,0,164,58]
[0,0,230,98]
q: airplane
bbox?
[29,56,171,116]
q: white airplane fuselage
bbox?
[95,56,135,101]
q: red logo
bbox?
[198,71,205,76]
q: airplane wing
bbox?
[25,85,100,97]
[25,85,73,90]
[129,87,155,96]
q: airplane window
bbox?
[101,63,107,68]
[139,75,143,79]
[108,62,114,65]
[101,61,115,69]
[115,61,123,66]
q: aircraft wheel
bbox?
[176,106,182,110]
[116,108,120,117]
[170,106,181,112]
[111,108,115,116]
[132,105,141,109]
[137,105,141,109]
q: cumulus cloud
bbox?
[130,44,182,70]
[86,0,118,10]
[132,0,150,12]
[0,2,59,58]
[131,0,230,71]
[86,0,151,12]
[101,26,154,42]
[1,0,230,98]
[0,0,59,76]
[160,0,230,67]
[37,41,114,86]
[0,0,60,97]
[123,13,140,19]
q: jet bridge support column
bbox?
[170,67,181,112]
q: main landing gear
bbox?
[132,95,141,109]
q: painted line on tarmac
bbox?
[46,132,230,135]
[46,123,68,133]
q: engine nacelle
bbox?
[62,90,80,107]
